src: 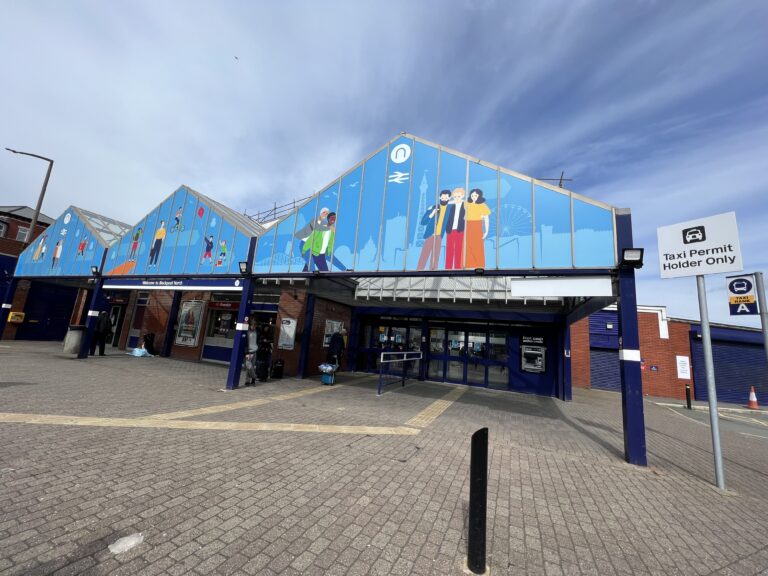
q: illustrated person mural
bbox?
[32,234,47,262]
[296,207,330,271]
[417,189,451,271]
[201,234,214,264]
[302,212,336,272]
[51,240,63,269]
[128,227,142,261]
[444,187,467,270]
[216,239,228,267]
[76,235,88,257]
[171,206,183,232]
[148,220,166,267]
[465,188,491,269]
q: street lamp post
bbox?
[5,148,54,245]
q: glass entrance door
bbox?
[487,331,510,390]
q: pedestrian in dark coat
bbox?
[90,311,112,356]
[327,328,346,366]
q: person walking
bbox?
[244,320,259,386]
[90,311,112,356]
[327,328,346,367]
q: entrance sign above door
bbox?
[657,212,743,279]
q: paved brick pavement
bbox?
[1,341,767,575]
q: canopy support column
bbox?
[616,209,647,466]
[0,277,19,340]
[225,237,257,390]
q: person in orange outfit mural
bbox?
[464,188,491,269]
[148,221,166,267]
[444,187,466,270]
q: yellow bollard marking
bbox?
[147,385,340,420]
[0,412,419,435]
[405,387,466,428]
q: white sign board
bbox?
[676,356,691,380]
[657,212,743,279]
[278,318,297,350]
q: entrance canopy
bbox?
[251,133,617,277]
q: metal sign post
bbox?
[657,212,744,491]
[696,275,725,489]
[756,272,768,366]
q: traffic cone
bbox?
[747,386,759,410]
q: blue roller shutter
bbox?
[692,340,768,406]
[590,348,621,391]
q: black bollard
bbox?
[467,427,488,574]
[685,384,692,410]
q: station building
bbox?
[7,133,765,464]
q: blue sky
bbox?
[2,1,767,326]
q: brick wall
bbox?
[570,318,591,388]
[639,315,692,400]
[2,279,30,339]
[307,297,352,375]
[0,214,49,255]
[272,289,307,377]
[69,289,90,325]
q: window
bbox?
[0,221,7,237]
[16,227,29,242]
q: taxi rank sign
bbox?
[657,211,743,278]
[656,211,744,491]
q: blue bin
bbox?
[321,373,335,385]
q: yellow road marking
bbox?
[405,387,466,428]
[148,385,340,420]
[0,412,419,435]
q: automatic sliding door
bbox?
[487,331,510,390]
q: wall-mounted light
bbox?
[90,266,100,276]
[619,248,644,269]
[474,267,485,275]
[238,261,248,275]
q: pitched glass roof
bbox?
[252,133,618,275]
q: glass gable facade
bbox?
[103,186,259,277]
[253,134,616,274]
[14,206,130,278]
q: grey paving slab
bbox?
[1,341,767,575]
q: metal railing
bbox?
[244,194,314,225]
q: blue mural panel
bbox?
[216,220,235,273]
[498,174,533,269]
[133,207,160,275]
[156,189,187,275]
[59,218,85,276]
[333,165,363,272]
[229,230,250,274]
[183,198,211,274]
[379,137,414,271]
[170,193,200,274]
[107,217,146,276]
[270,214,297,274]
[145,196,174,274]
[195,205,224,275]
[406,142,439,271]
[535,185,572,268]
[467,163,498,270]
[437,151,468,270]
[253,226,276,273]
[355,148,387,271]
[574,199,615,267]
[287,197,319,273]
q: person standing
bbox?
[416,190,451,271]
[302,213,335,272]
[128,227,142,261]
[50,240,63,269]
[327,328,346,367]
[244,320,259,386]
[90,311,112,356]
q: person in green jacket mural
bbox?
[302,212,336,272]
